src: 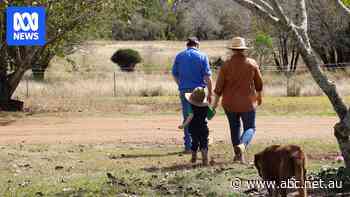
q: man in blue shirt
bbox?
[172,37,213,153]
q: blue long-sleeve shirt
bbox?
[172,47,212,91]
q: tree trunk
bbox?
[294,33,350,168]
[0,72,9,102]
[299,48,348,120]
[335,122,350,168]
[339,104,350,166]
[8,67,27,97]
[232,0,350,168]
[286,73,300,97]
[0,68,25,111]
[290,0,350,168]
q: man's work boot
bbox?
[201,149,209,166]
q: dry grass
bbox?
[15,70,350,99]
[10,41,350,113]
[18,72,177,98]
[262,70,350,96]
[83,40,230,68]
[13,71,350,113]
[12,73,350,115]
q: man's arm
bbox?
[173,75,179,85]
[172,55,180,85]
[202,55,213,103]
[254,65,263,106]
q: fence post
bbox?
[26,78,29,97]
[113,72,117,97]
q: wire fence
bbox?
[14,62,350,99]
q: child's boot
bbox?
[201,149,209,166]
[233,146,241,162]
[191,151,197,163]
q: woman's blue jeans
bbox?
[224,110,256,147]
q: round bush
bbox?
[111,49,142,72]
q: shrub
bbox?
[111,49,142,72]
[209,56,224,70]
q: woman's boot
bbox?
[233,146,241,162]
[237,144,246,164]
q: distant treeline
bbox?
[86,0,253,41]
[84,0,350,67]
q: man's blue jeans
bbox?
[224,110,256,147]
[180,90,193,151]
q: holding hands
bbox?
[257,92,262,106]
[207,92,212,104]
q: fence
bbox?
[11,65,350,112]
[15,65,350,99]
[16,70,178,99]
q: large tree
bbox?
[0,0,140,110]
[231,0,350,168]
[0,0,102,109]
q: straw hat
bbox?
[185,87,208,107]
[228,37,250,50]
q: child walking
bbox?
[178,87,215,166]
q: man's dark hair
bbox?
[187,41,198,47]
[186,37,199,47]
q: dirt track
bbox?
[0,115,338,145]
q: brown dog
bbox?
[254,145,307,197]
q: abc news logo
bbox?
[6,7,46,46]
[13,12,39,40]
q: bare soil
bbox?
[0,114,338,145]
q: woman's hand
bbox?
[212,102,218,110]
[211,94,220,110]
[257,92,262,106]
[207,93,212,104]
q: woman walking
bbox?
[212,37,263,163]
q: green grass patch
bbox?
[258,96,350,116]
